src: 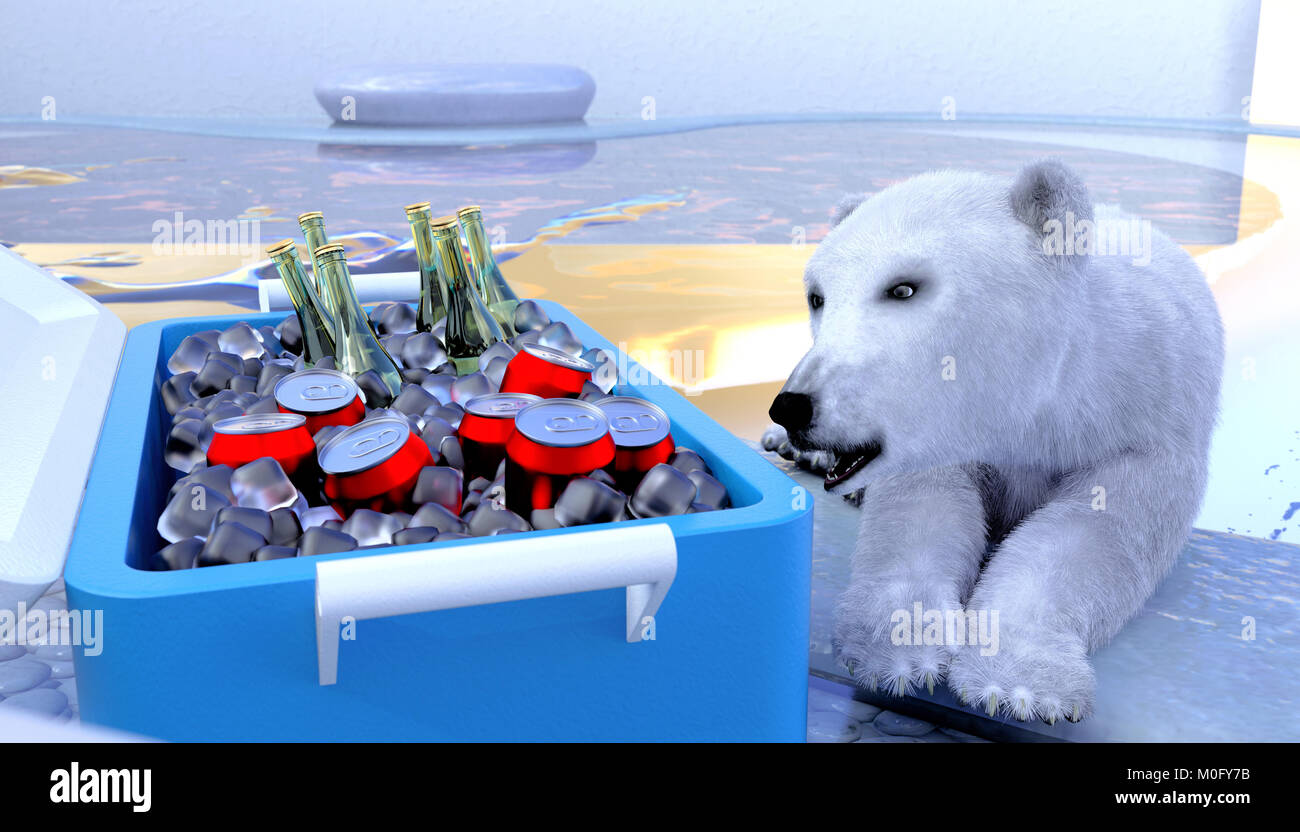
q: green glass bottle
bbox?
[457,205,519,337]
[298,211,333,314]
[431,216,505,375]
[404,202,451,333]
[314,243,402,405]
[267,239,335,366]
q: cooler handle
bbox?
[314,522,677,685]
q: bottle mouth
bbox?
[266,238,297,257]
[297,211,324,224]
[314,243,346,259]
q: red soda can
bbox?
[458,392,540,482]
[274,368,366,435]
[318,416,434,515]
[505,399,615,516]
[207,413,315,475]
[594,396,674,493]
[499,344,595,400]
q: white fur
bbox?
[782,161,1223,722]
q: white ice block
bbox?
[258,271,421,312]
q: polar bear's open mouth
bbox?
[824,441,882,490]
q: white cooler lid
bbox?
[0,246,125,614]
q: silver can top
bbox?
[464,392,541,419]
[273,368,359,414]
[212,412,306,435]
[520,343,595,373]
[513,399,610,448]
[595,396,672,448]
[317,416,411,475]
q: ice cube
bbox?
[355,368,394,408]
[510,329,542,350]
[481,356,509,389]
[164,419,207,472]
[230,457,299,511]
[169,464,236,504]
[392,527,439,546]
[411,467,463,514]
[150,538,203,571]
[687,470,729,509]
[167,334,218,375]
[297,526,358,557]
[629,463,696,518]
[196,521,265,566]
[479,340,517,367]
[537,321,584,357]
[401,332,449,372]
[341,509,404,548]
[218,322,265,360]
[255,363,293,397]
[274,315,303,355]
[409,502,467,535]
[299,505,343,530]
[253,545,297,562]
[268,507,303,546]
[211,506,273,541]
[438,434,465,469]
[513,300,550,333]
[191,357,236,397]
[465,503,531,537]
[377,303,417,336]
[257,326,284,356]
[530,509,562,530]
[450,372,492,404]
[161,372,198,415]
[392,384,438,417]
[420,373,455,404]
[554,477,625,526]
[669,447,709,475]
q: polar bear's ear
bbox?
[1009,159,1094,236]
[830,192,869,228]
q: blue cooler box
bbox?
[64,302,813,741]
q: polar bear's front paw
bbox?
[834,611,952,697]
[947,630,1096,724]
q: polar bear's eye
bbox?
[888,283,916,300]
[808,292,824,310]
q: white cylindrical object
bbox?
[259,271,422,312]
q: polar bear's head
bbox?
[770,160,1094,494]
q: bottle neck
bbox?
[272,251,335,360]
[317,255,368,334]
[409,215,449,330]
[433,232,471,294]
[462,217,517,304]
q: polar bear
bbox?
[768,160,1223,723]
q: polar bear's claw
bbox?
[947,634,1096,723]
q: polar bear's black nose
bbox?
[769,392,814,434]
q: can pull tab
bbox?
[314,523,677,686]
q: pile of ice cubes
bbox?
[152,300,731,569]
